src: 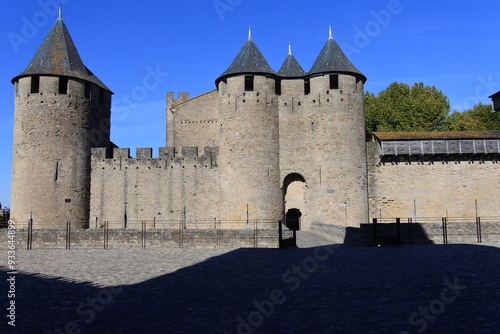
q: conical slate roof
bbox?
[308,34,366,82]
[12,16,112,92]
[278,45,305,77]
[217,33,276,83]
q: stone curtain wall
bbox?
[167,90,220,148]
[90,147,219,224]
[367,142,500,219]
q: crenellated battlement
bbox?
[91,146,219,169]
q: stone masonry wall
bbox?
[90,146,219,224]
[167,90,219,148]
[11,76,111,226]
[217,75,282,222]
[3,228,278,249]
[279,74,368,229]
[367,142,500,219]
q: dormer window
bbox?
[244,76,254,91]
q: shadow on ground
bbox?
[2,243,500,333]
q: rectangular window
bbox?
[304,79,310,95]
[58,77,68,94]
[329,74,339,89]
[84,83,92,99]
[275,79,281,95]
[244,76,254,91]
[31,76,40,94]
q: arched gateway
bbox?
[283,173,306,230]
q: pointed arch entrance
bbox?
[283,173,306,230]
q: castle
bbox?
[10,13,500,237]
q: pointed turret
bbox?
[10,14,112,226]
[12,16,111,92]
[277,43,305,78]
[308,28,366,82]
[216,28,276,85]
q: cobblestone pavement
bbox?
[1,231,500,333]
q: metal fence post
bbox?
[141,221,146,249]
[442,217,448,244]
[372,218,378,246]
[66,221,71,250]
[103,221,109,250]
[27,218,33,250]
[476,216,482,243]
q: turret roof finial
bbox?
[328,25,333,39]
[288,42,292,55]
[59,5,62,19]
[248,26,252,40]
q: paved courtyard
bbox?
[1,232,500,333]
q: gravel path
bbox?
[1,232,499,333]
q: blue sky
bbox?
[1,0,500,208]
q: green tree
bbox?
[441,103,500,131]
[365,82,450,134]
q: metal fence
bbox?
[17,219,280,250]
[372,216,500,245]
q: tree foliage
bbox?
[365,82,450,134]
[441,103,500,131]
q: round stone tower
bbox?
[10,13,112,227]
[305,28,368,227]
[216,30,282,222]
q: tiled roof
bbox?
[488,91,500,99]
[373,131,500,141]
[12,17,112,93]
[308,36,366,82]
[278,53,305,77]
[217,37,276,82]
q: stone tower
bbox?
[216,30,282,222]
[278,28,368,229]
[10,12,112,227]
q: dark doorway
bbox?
[285,208,302,230]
